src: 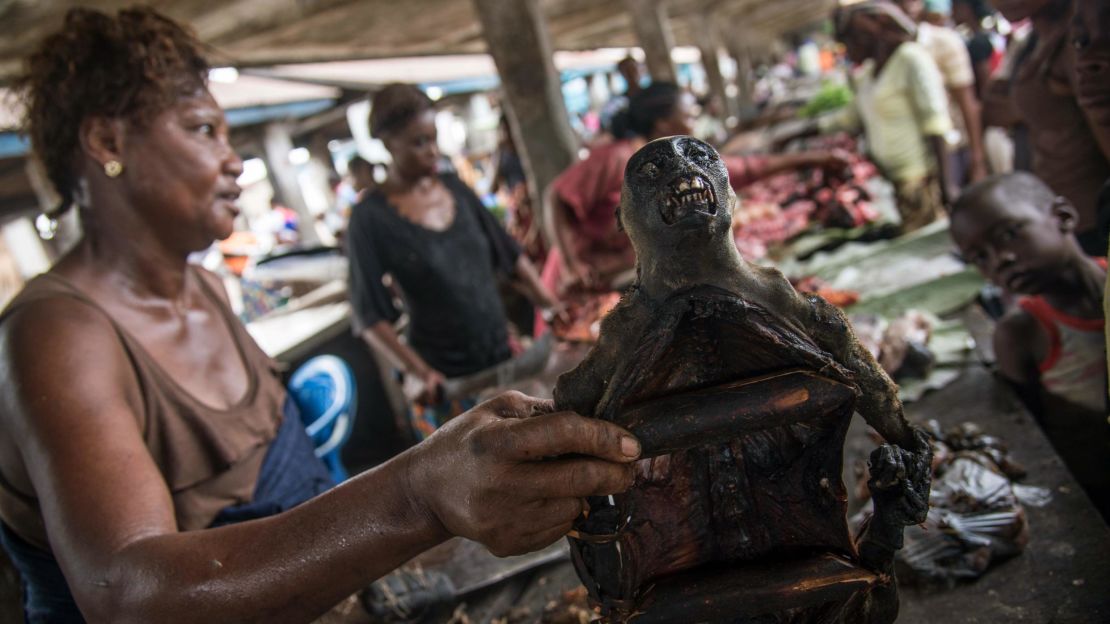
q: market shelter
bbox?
[0,0,831,79]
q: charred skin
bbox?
[554,137,931,623]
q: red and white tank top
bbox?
[1018,272,1108,413]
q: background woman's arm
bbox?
[362,320,444,402]
[511,255,561,315]
[950,84,988,181]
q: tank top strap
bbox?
[2,272,110,325]
[1018,296,1064,373]
[189,265,284,380]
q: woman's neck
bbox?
[387,168,437,194]
[71,211,190,302]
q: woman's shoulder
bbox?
[554,140,634,194]
[894,41,947,84]
[583,139,639,165]
[347,190,392,233]
[895,40,933,65]
[438,171,481,200]
[2,270,119,349]
[439,173,492,222]
[0,275,133,418]
[351,188,390,213]
[2,272,94,326]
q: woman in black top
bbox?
[348,84,559,431]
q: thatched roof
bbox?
[0,0,833,219]
[0,0,833,83]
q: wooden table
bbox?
[895,364,1110,623]
[449,363,1109,623]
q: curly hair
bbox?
[13,6,210,214]
[369,83,434,138]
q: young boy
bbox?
[952,172,1109,521]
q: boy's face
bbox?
[951,192,1077,295]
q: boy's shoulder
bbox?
[996,306,1045,343]
[993,305,1049,384]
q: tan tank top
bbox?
[0,268,285,549]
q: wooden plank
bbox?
[0,0,839,83]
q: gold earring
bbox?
[104,160,123,178]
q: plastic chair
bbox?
[288,355,357,483]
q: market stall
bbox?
[358,206,1108,621]
[0,1,1107,623]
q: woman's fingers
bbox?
[486,499,583,557]
[478,411,641,463]
[517,458,635,499]
[413,392,639,558]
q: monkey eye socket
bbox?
[638,161,661,179]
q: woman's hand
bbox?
[404,367,446,405]
[403,391,640,557]
[540,302,571,326]
[968,156,989,183]
[802,148,853,174]
[819,148,854,172]
[566,262,601,292]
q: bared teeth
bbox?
[673,190,713,206]
[663,176,717,223]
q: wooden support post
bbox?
[473,0,578,229]
[623,0,678,83]
[724,35,758,121]
[306,134,338,178]
[262,122,320,246]
[696,14,738,126]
